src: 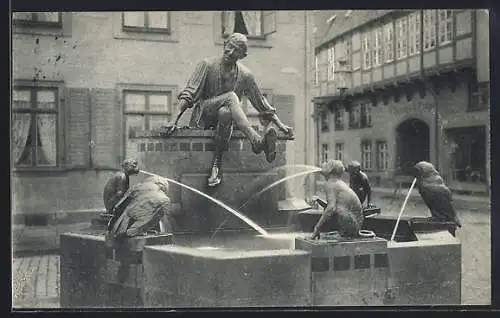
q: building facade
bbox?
[11,11,316,234]
[311,10,490,193]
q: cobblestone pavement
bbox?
[11,197,491,308]
[12,254,60,308]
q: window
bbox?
[222,11,276,39]
[13,12,62,27]
[408,11,421,56]
[314,55,319,85]
[320,110,329,132]
[335,143,344,161]
[321,144,329,163]
[124,91,172,139]
[360,103,372,128]
[469,81,490,111]
[396,16,408,60]
[334,107,344,131]
[12,87,59,167]
[122,12,170,33]
[361,140,373,170]
[372,27,383,67]
[423,10,437,51]
[384,22,394,62]
[376,141,389,171]
[327,46,335,81]
[348,104,360,129]
[362,31,372,70]
[438,10,453,45]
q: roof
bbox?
[316,10,394,49]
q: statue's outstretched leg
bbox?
[223,92,278,163]
[205,91,278,187]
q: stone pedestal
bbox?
[142,245,312,307]
[104,234,173,307]
[294,236,392,306]
[387,236,461,305]
[60,233,108,308]
[408,217,458,234]
[129,129,293,233]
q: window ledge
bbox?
[12,166,66,173]
[214,36,273,49]
[467,107,488,112]
[114,31,179,43]
[439,41,453,47]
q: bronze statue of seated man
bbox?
[164,33,294,188]
[311,160,364,240]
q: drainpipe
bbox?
[419,10,439,169]
[420,10,424,79]
[304,11,309,166]
[304,11,311,197]
[88,89,94,169]
[315,104,320,193]
[430,86,439,169]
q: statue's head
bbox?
[321,159,345,179]
[414,161,439,179]
[223,33,248,63]
[146,175,169,194]
[122,159,139,175]
[347,161,361,174]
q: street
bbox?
[11,196,491,308]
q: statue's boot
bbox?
[240,125,278,163]
[208,162,222,187]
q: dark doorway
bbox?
[396,118,430,175]
[445,126,486,183]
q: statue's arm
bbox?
[313,185,337,234]
[362,174,372,206]
[245,74,276,114]
[177,60,209,108]
[110,175,128,210]
[245,74,293,136]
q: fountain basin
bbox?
[60,214,461,307]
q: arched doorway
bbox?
[396,118,430,175]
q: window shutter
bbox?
[66,88,91,168]
[262,11,277,36]
[91,89,118,168]
[222,11,235,37]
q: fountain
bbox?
[60,128,461,307]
